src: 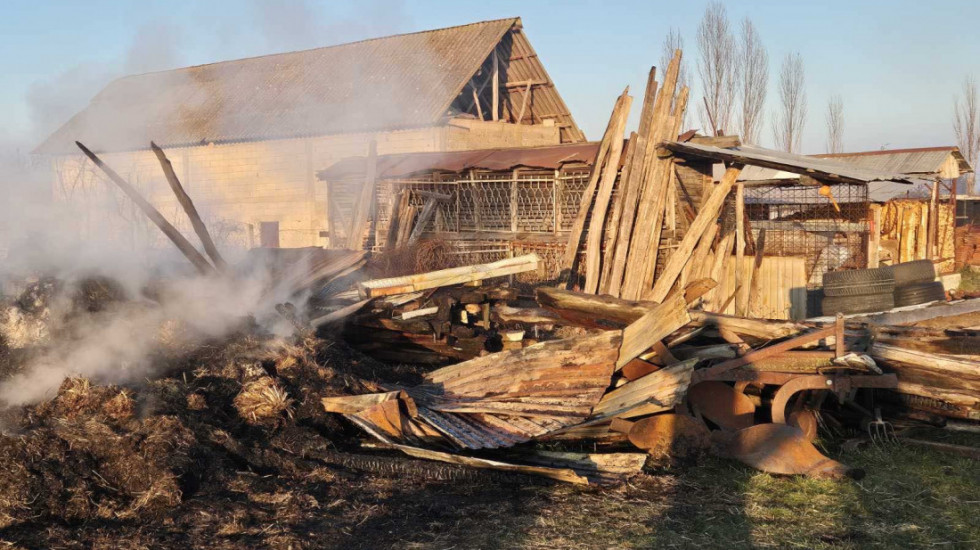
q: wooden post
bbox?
[492,50,499,122]
[346,140,378,250]
[151,142,227,272]
[75,141,215,276]
[928,179,940,260]
[735,183,745,314]
[511,169,519,233]
[868,203,881,268]
[517,81,532,124]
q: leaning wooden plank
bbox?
[647,166,742,302]
[619,53,683,300]
[591,359,696,419]
[358,254,540,298]
[394,444,589,485]
[617,292,692,368]
[635,85,691,296]
[76,141,215,276]
[407,191,452,244]
[346,140,378,250]
[584,92,632,294]
[151,142,227,271]
[734,183,745,311]
[560,91,627,277]
[599,132,638,295]
[384,190,411,250]
[605,71,659,297]
[310,298,373,327]
[681,222,719,289]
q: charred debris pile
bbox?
[1,50,978,532]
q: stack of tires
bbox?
[891,260,945,307]
[821,267,895,315]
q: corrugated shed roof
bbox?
[37,18,579,154]
[665,142,923,185]
[816,146,973,175]
[317,141,601,180]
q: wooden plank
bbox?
[584,91,632,293]
[591,359,695,419]
[605,67,658,297]
[599,133,638,295]
[693,325,837,383]
[395,444,589,485]
[151,142,226,271]
[560,91,628,277]
[491,49,499,121]
[682,222,718,289]
[358,254,540,298]
[868,203,881,268]
[310,298,372,327]
[619,53,682,300]
[647,166,742,302]
[617,292,691,368]
[870,343,980,380]
[735,183,745,312]
[346,140,378,250]
[75,141,215,276]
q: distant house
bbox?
[34,18,582,249]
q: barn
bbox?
[33,17,582,249]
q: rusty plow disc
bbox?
[715,423,863,480]
[614,414,710,458]
[688,381,756,430]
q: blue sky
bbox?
[1,0,978,154]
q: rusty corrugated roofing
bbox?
[37,18,583,154]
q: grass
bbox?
[482,430,980,549]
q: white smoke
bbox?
[0,3,411,405]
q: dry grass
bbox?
[233,377,295,426]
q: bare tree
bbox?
[954,77,980,194]
[696,1,737,135]
[826,94,844,154]
[661,27,689,126]
[736,18,768,144]
[771,52,807,153]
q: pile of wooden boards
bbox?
[318,258,980,484]
[558,51,743,312]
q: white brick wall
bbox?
[50,121,561,251]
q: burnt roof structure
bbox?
[36,17,583,154]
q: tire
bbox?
[893,281,946,307]
[821,292,895,315]
[890,260,936,285]
[822,267,895,297]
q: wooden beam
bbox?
[491,49,499,122]
[346,140,378,250]
[75,141,215,276]
[560,89,629,280]
[471,84,484,120]
[358,254,541,298]
[646,166,741,302]
[735,183,745,311]
[692,325,837,383]
[868,203,881,268]
[516,81,532,124]
[150,142,226,272]
[584,91,632,293]
[617,292,692,368]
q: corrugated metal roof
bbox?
[665,142,923,185]
[317,141,601,180]
[816,146,973,175]
[36,18,583,154]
